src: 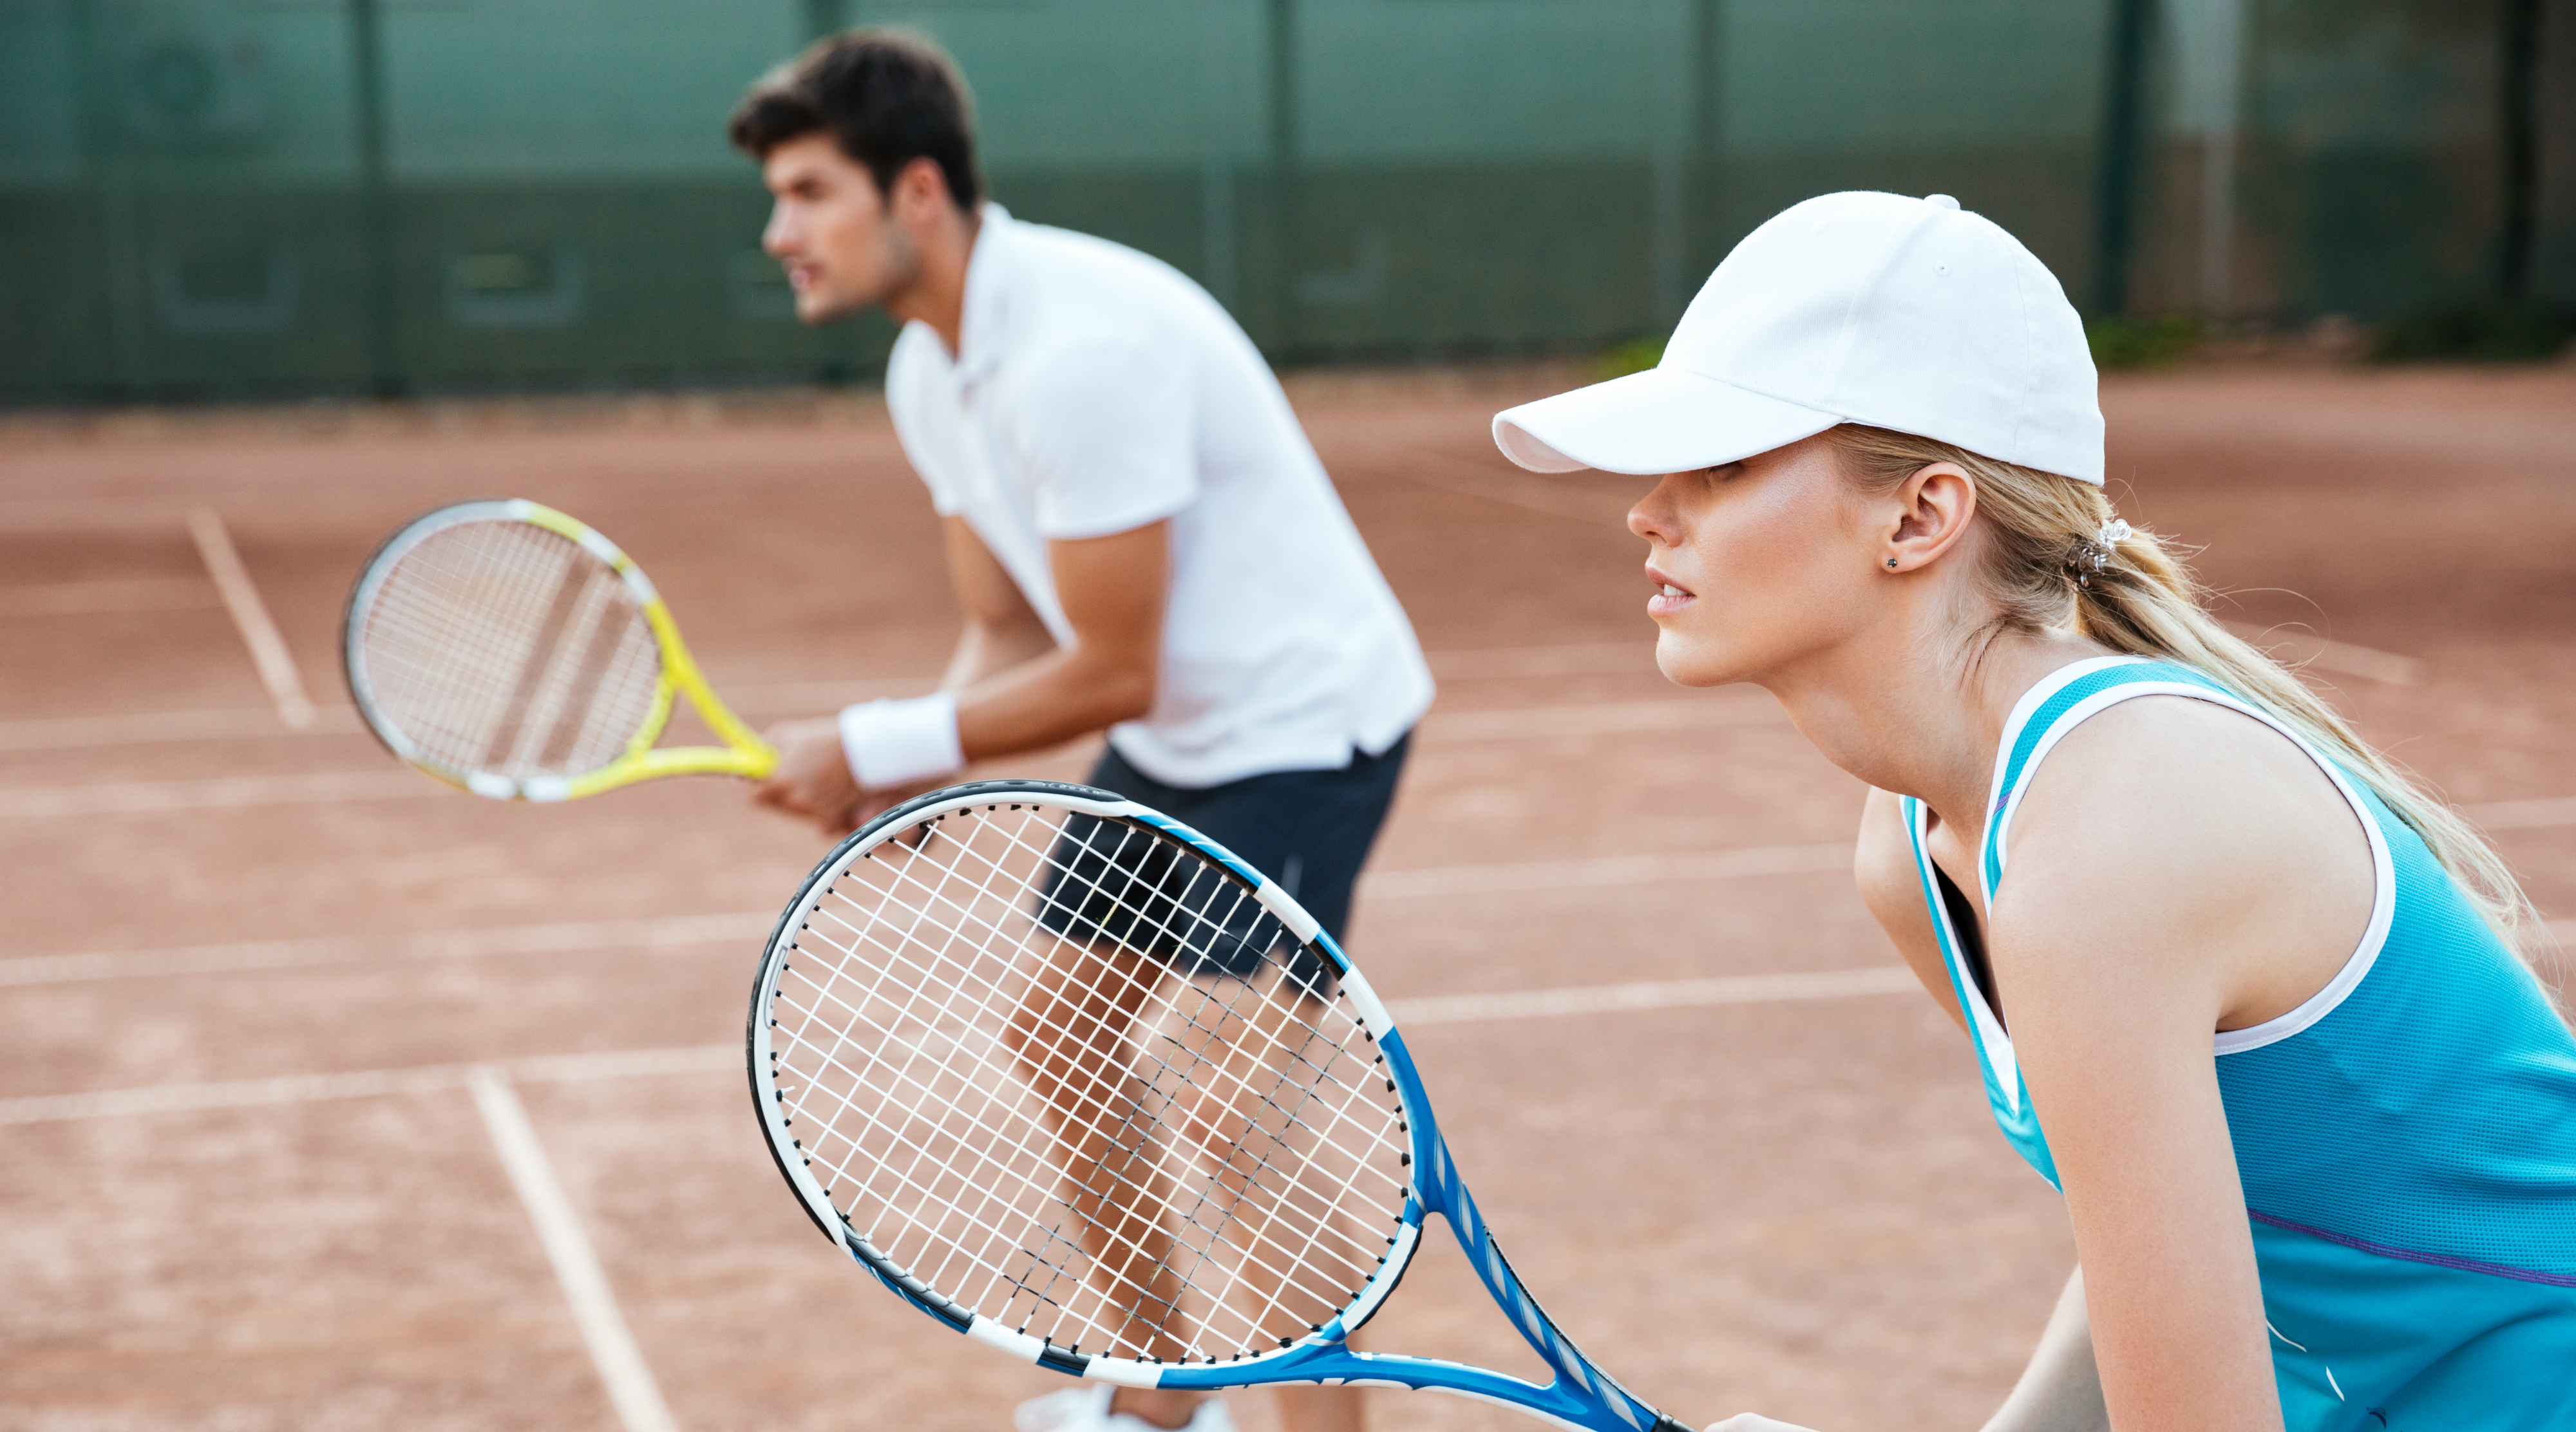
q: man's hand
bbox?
[751,717,937,838]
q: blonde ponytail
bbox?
[1830,424,2542,951]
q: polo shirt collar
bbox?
[952,203,1014,383]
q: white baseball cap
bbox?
[1492,191,2105,484]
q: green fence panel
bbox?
[2,0,2564,403]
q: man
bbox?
[730,32,1430,1432]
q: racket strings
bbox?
[922,813,1400,1312]
[354,518,662,782]
[781,825,1380,1335]
[766,803,1409,1364]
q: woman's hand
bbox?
[1707,1417,1819,1432]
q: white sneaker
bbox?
[1012,1385,1236,1432]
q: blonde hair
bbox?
[1829,423,2540,949]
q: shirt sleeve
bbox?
[884,325,964,516]
[1001,332,1198,540]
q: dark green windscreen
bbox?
[1,0,2561,401]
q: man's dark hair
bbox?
[728,30,982,210]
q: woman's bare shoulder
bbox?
[1996,692,2373,1029]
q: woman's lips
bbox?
[1645,572,1696,619]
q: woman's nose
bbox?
[1629,476,1683,544]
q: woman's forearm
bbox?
[1981,1268,2108,1432]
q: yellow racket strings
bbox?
[360,519,663,784]
[769,804,1410,1364]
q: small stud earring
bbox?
[1884,557,1899,569]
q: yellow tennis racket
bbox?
[343,498,775,801]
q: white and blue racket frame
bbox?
[747,779,1690,1432]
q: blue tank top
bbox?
[1902,657,2576,1429]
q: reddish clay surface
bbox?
[1,363,2570,1431]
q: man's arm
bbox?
[947,517,1163,757]
[936,513,1058,692]
[755,516,1167,834]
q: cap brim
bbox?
[1492,366,1842,475]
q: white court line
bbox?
[1,842,1853,986]
[469,1068,683,1432]
[0,967,1915,1127]
[1394,966,1922,1024]
[19,755,2543,827]
[1417,693,1782,740]
[0,644,1664,755]
[2465,797,2576,831]
[2221,622,2424,686]
[0,578,219,617]
[0,911,775,986]
[187,507,317,730]
[1426,641,1656,680]
[1365,842,1850,898]
[0,697,1785,817]
[1385,451,1636,527]
[10,929,2568,1126]
[0,706,366,752]
[0,769,428,818]
[0,1044,735,1125]
[0,677,925,754]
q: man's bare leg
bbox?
[1007,952,1369,1431]
[1155,973,1374,1432]
[1004,939,1211,1429]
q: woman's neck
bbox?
[1764,623,2110,849]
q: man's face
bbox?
[760,133,916,323]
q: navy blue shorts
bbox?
[1033,733,1410,992]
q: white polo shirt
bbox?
[883,207,1434,789]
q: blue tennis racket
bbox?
[748,779,1692,1432]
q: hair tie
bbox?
[2072,516,2132,587]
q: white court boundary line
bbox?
[0,911,776,986]
[0,696,1788,818]
[469,1068,681,1432]
[187,507,316,730]
[1395,965,1921,1024]
[8,933,2566,1128]
[0,644,1667,755]
[0,842,1859,986]
[0,970,1918,1126]
[2219,621,2424,687]
[4,830,2560,988]
[0,769,428,818]
[2467,796,2576,831]
[0,578,219,616]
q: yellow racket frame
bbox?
[513,502,778,799]
[351,498,777,802]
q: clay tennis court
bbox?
[3,363,2571,1432]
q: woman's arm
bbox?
[1991,697,2371,1431]
[1980,1268,2108,1432]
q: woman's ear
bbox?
[1879,462,1976,574]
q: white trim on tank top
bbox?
[1982,656,2396,1058]
[1911,798,2027,1111]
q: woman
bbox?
[1490,192,2576,1431]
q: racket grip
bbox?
[1646,1416,1697,1432]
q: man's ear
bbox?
[1878,462,1978,574]
[890,155,953,223]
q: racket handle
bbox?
[1647,1416,1696,1432]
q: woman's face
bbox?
[1628,432,1881,688]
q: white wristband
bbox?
[837,693,966,791]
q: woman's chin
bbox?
[1651,628,1743,688]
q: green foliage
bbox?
[2370,300,2576,363]
[2085,314,2201,370]
[1591,335,1666,380]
